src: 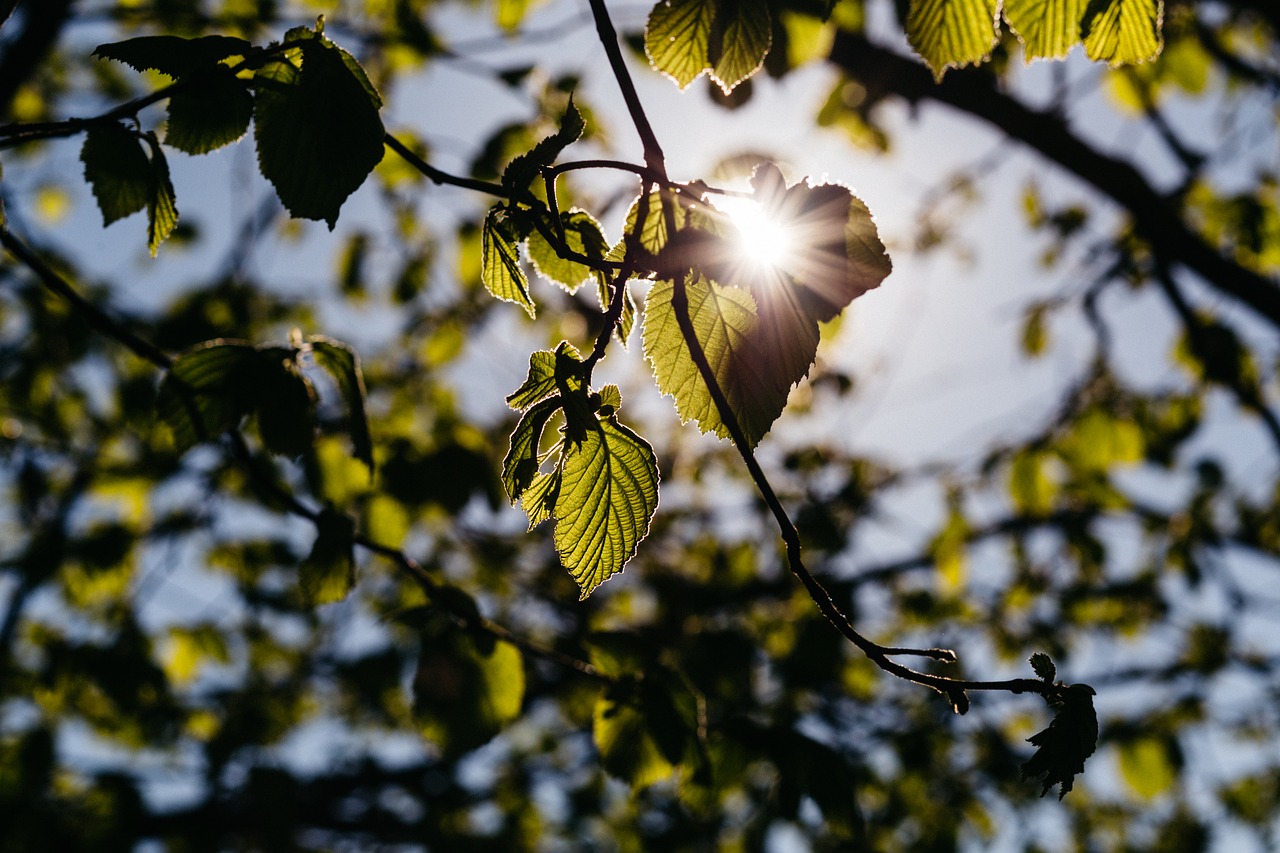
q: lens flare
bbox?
[713,195,792,273]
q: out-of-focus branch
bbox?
[826,31,1280,333]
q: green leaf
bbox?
[495,0,530,31]
[165,68,253,154]
[253,30,384,228]
[526,209,608,293]
[751,173,893,323]
[1081,0,1163,66]
[251,347,317,458]
[646,0,715,89]
[554,417,660,598]
[521,469,560,530]
[82,124,151,227]
[308,337,374,473]
[1004,0,1088,61]
[646,0,772,93]
[299,507,356,606]
[905,0,1002,79]
[1009,448,1057,515]
[142,134,178,257]
[156,340,259,451]
[507,349,560,410]
[1061,409,1145,472]
[502,99,584,192]
[502,395,562,501]
[711,0,773,94]
[414,628,525,756]
[645,275,784,445]
[1029,652,1057,682]
[93,34,252,78]
[482,206,535,316]
[1118,737,1177,799]
[642,172,894,447]
[594,673,699,788]
[1021,301,1051,356]
[1021,683,1099,799]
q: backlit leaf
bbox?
[526,209,608,293]
[507,349,559,410]
[253,28,384,228]
[646,275,786,445]
[711,0,772,94]
[1081,0,1163,66]
[1009,448,1057,515]
[482,206,535,316]
[1004,0,1088,61]
[643,174,888,446]
[646,0,715,89]
[554,417,660,598]
[502,99,584,192]
[906,0,1001,79]
[142,134,178,256]
[503,395,562,501]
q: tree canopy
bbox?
[1,0,1278,850]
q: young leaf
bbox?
[482,206,536,317]
[156,340,259,451]
[143,134,178,256]
[1021,683,1099,798]
[1004,0,1088,61]
[645,0,772,93]
[507,349,560,410]
[905,0,1002,79]
[253,29,384,228]
[502,395,563,501]
[82,124,151,227]
[299,507,356,605]
[553,417,660,598]
[502,99,585,192]
[645,0,715,89]
[526,209,609,293]
[93,34,252,78]
[1029,652,1057,682]
[165,68,253,154]
[308,337,374,473]
[1081,0,1164,66]
[711,0,773,94]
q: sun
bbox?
[711,195,793,274]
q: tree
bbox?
[0,0,1277,849]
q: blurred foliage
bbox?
[0,0,1278,851]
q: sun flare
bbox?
[713,195,793,273]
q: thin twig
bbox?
[584,0,666,177]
